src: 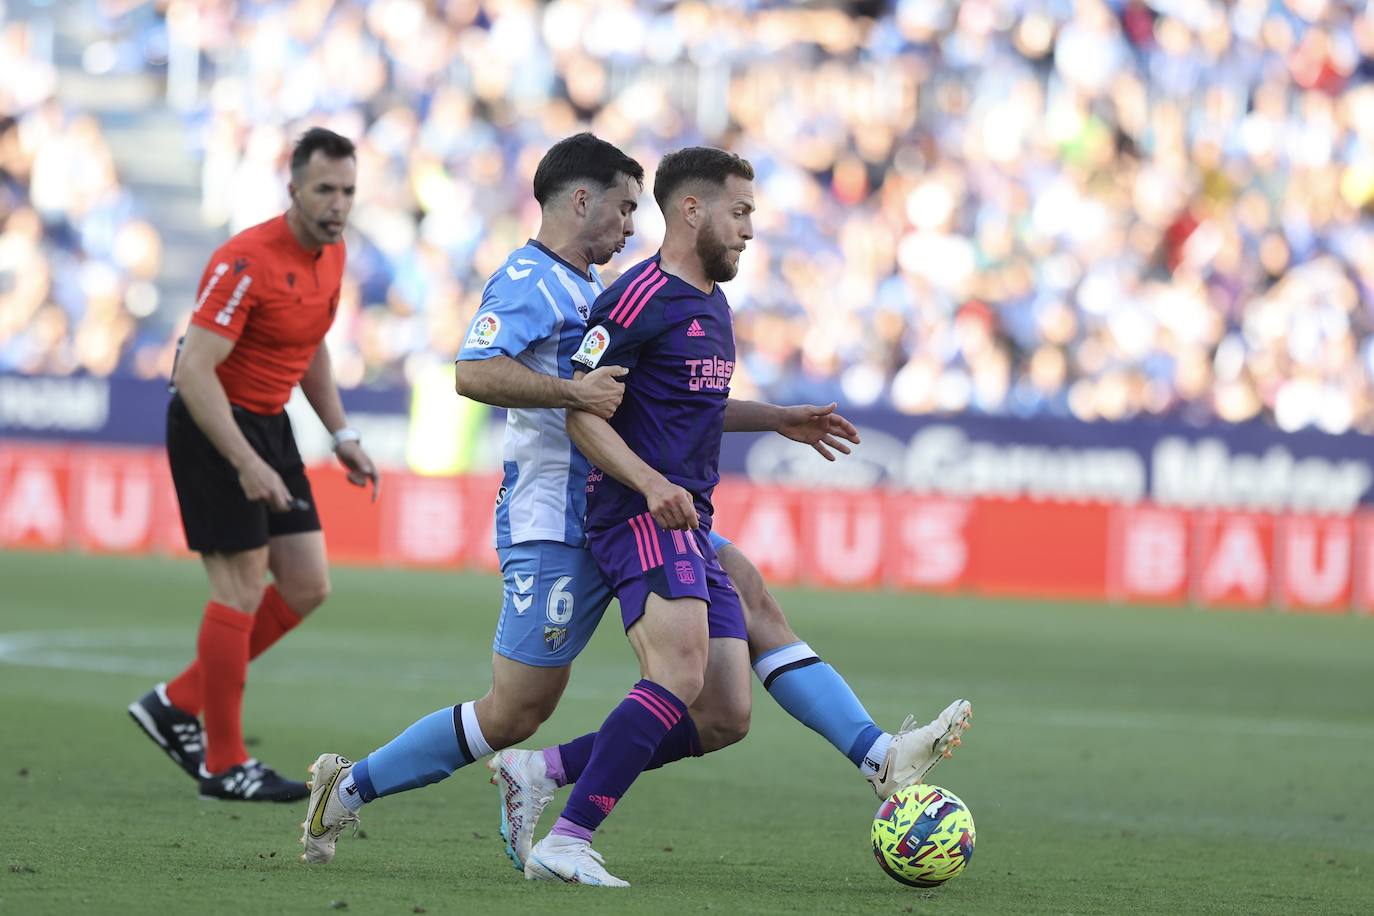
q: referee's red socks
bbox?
[178,601,254,773]
[165,586,303,717]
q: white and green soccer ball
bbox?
[871,783,975,887]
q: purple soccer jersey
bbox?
[570,255,746,638]
[571,255,735,533]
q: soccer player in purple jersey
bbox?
[518,148,971,887]
[296,136,967,874]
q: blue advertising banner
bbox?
[4,373,1371,512]
[0,373,408,446]
[719,409,1374,512]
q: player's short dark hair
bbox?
[533,133,645,207]
[652,147,755,211]
[290,128,356,180]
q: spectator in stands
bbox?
[11,0,1374,436]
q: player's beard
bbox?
[696,217,739,283]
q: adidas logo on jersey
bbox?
[687,319,705,337]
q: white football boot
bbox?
[300,753,360,864]
[488,749,557,871]
[524,834,629,887]
[868,699,973,799]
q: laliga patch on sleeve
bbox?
[573,324,610,369]
[465,313,501,349]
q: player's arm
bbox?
[454,273,628,418]
[724,399,860,461]
[299,342,379,500]
[565,380,698,531]
[454,355,627,419]
[173,326,292,511]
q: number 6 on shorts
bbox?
[491,542,615,667]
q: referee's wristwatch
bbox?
[331,426,362,452]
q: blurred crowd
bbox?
[6,0,1374,434]
[0,18,164,380]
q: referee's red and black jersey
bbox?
[189,214,345,414]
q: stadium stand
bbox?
[5,0,1374,433]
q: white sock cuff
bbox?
[859,732,893,778]
[337,771,365,812]
[752,641,819,687]
[459,701,494,760]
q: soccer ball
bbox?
[871,783,975,887]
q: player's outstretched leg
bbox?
[716,536,972,796]
[326,701,495,809]
[127,683,205,779]
[298,655,569,862]
[300,754,361,864]
[868,699,972,799]
[294,706,478,863]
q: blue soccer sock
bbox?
[753,641,887,773]
[553,679,685,837]
[548,712,703,786]
[350,701,494,802]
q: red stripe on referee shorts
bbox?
[629,516,651,572]
[620,275,669,328]
[609,265,661,323]
[628,690,676,729]
[671,529,687,555]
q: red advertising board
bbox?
[1105,507,1190,603]
[0,441,1367,614]
[1189,512,1276,610]
[0,444,71,549]
[1273,515,1355,613]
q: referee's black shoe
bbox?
[127,683,205,779]
[199,759,309,802]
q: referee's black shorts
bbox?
[166,395,321,555]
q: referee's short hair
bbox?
[291,128,356,181]
[652,147,754,212]
[533,133,644,207]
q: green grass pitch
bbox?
[2,550,1372,915]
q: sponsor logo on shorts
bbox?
[573,325,610,369]
[674,560,696,585]
[465,313,501,349]
[544,625,569,652]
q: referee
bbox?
[128,128,379,802]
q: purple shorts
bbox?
[587,513,747,641]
